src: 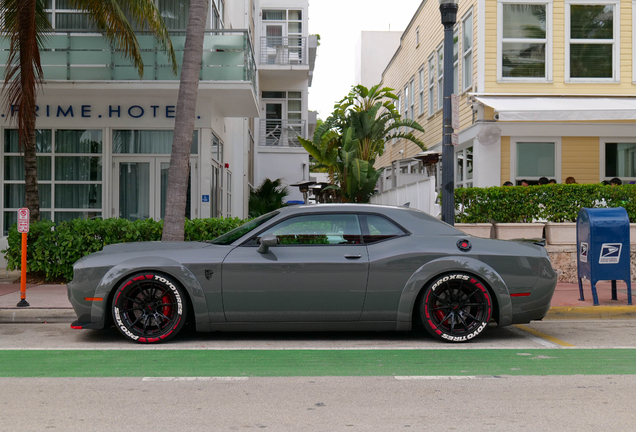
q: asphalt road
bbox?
[2,320,636,431]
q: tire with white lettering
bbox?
[420,273,492,343]
[112,272,187,343]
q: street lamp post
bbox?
[439,0,458,226]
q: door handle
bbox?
[344,254,362,259]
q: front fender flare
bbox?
[395,256,513,330]
[90,256,208,330]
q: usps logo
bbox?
[599,243,622,264]
[580,242,588,263]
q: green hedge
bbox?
[2,217,246,282]
[455,184,636,223]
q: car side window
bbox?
[360,215,405,244]
[255,214,363,245]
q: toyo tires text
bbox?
[420,273,493,343]
[112,272,187,343]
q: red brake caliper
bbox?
[162,295,173,318]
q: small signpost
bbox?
[451,133,459,146]
[451,93,459,131]
[17,208,29,307]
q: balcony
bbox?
[259,36,317,86]
[260,119,306,147]
[260,36,307,65]
[0,30,259,117]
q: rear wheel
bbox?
[420,273,492,342]
[112,273,187,343]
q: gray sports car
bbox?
[68,204,557,343]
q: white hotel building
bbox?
[0,0,317,237]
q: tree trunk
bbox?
[24,110,40,222]
[161,0,209,241]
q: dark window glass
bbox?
[211,212,279,245]
[361,215,405,244]
[257,214,362,245]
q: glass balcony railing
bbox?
[0,30,257,93]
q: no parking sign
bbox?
[18,208,29,233]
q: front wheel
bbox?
[420,273,492,343]
[112,273,187,343]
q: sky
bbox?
[308,0,423,119]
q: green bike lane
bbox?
[2,348,636,377]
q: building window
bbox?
[418,67,425,116]
[605,143,636,180]
[3,129,103,234]
[437,45,443,110]
[514,141,557,184]
[566,1,618,81]
[416,26,420,45]
[456,146,474,188]
[428,55,435,117]
[212,0,225,29]
[409,78,415,120]
[404,85,409,122]
[462,12,473,90]
[453,27,459,95]
[211,133,223,163]
[498,2,551,80]
[394,92,402,144]
[226,171,232,215]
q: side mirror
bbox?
[257,234,279,254]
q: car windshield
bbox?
[208,212,279,245]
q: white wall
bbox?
[354,31,403,88]
[257,149,309,202]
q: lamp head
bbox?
[439,0,458,26]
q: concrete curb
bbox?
[0,308,75,324]
[545,306,636,320]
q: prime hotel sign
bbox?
[5,104,182,120]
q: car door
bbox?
[222,213,369,322]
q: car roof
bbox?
[271,204,461,236]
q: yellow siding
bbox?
[561,137,600,184]
[500,136,510,183]
[376,0,480,170]
[484,0,634,93]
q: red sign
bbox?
[17,208,29,233]
[451,94,459,130]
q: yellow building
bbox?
[377,0,636,187]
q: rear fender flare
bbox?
[396,256,513,330]
[91,256,208,330]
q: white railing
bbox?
[260,36,307,65]
[260,119,306,147]
[370,177,439,217]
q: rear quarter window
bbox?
[361,214,406,244]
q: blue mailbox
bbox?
[577,207,632,305]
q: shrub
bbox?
[455,184,636,223]
[3,217,246,282]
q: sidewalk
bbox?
[0,271,635,323]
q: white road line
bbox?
[394,376,479,380]
[506,326,558,348]
[142,377,248,382]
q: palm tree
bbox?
[300,84,426,203]
[248,178,290,218]
[161,0,209,242]
[0,0,176,222]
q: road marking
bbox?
[513,325,575,347]
[142,377,248,382]
[394,375,479,380]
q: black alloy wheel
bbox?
[420,273,492,342]
[112,272,187,343]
